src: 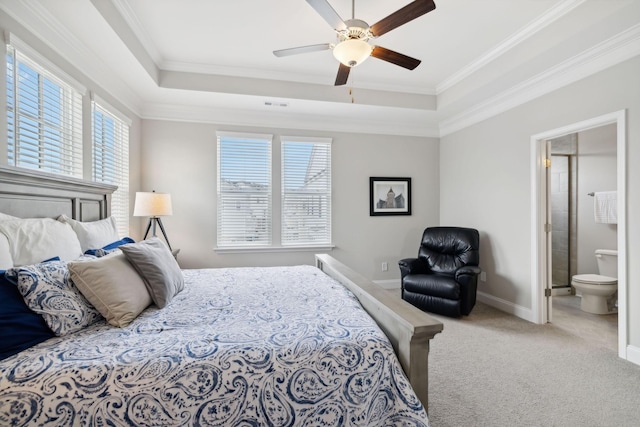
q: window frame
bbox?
[91,95,131,237]
[216,131,274,249]
[215,132,334,253]
[281,136,332,247]
[6,34,85,178]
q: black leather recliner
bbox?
[399,227,481,318]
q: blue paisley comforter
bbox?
[0,265,429,426]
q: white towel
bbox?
[594,191,617,224]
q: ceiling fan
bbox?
[273,0,436,86]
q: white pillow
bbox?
[0,212,19,268]
[0,218,83,266]
[58,215,119,253]
[0,212,19,221]
[0,234,12,269]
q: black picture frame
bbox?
[369,177,411,216]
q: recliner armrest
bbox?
[455,265,481,281]
[454,265,481,316]
[398,258,430,278]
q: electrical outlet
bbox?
[381,262,388,272]
[480,271,487,282]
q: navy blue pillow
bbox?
[84,237,135,257]
[0,269,55,360]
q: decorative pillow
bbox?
[0,269,55,360]
[58,215,119,253]
[68,253,152,327]
[0,218,83,266]
[120,237,184,308]
[6,260,102,336]
[84,237,135,257]
[0,234,12,270]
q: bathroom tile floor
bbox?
[552,295,617,352]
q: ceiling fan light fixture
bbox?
[333,39,371,67]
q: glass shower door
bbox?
[550,155,570,288]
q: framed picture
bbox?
[369,177,411,216]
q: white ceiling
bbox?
[122,0,559,91]
[2,0,638,136]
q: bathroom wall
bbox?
[576,123,617,274]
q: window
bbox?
[216,132,332,250]
[92,98,130,237]
[6,38,84,178]
[217,132,272,247]
[281,137,331,246]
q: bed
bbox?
[0,165,443,426]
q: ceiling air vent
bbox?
[264,101,289,107]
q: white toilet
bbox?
[571,249,618,314]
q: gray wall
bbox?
[439,56,640,351]
[139,119,440,281]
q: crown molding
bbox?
[162,60,332,87]
[161,59,437,96]
[142,103,440,138]
[439,24,640,137]
[111,0,162,65]
[0,0,142,117]
[436,0,586,95]
[5,0,635,141]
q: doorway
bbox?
[530,110,627,360]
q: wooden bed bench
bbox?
[316,254,443,410]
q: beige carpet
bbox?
[426,302,640,427]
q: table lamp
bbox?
[133,191,173,250]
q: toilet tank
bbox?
[596,249,618,278]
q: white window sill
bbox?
[214,245,335,254]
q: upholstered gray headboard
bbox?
[0,165,116,221]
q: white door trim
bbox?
[530,110,627,360]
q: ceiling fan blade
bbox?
[335,63,351,86]
[273,43,331,57]
[306,0,347,31]
[369,0,436,37]
[371,46,421,70]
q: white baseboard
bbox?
[373,279,401,290]
[476,291,536,323]
[625,345,640,366]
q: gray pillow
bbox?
[68,253,152,327]
[119,237,184,308]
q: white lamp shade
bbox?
[333,39,372,67]
[133,192,173,217]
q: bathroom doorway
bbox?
[548,126,618,350]
[530,110,627,360]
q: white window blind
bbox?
[92,99,130,237]
[6,43,83,178]
[281,137,332,246]
[217,132,272,247]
